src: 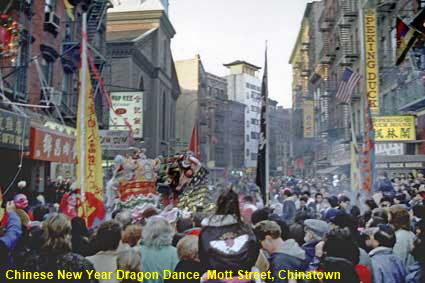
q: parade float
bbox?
[106,149,215,222]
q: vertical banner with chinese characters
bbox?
[303,100,314,138]
[110,92,143,138]
[76,13,105,228]
[364,8,380,114]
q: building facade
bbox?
[0,0,109,192]
[107,0,180,158]
[225,60,262,169]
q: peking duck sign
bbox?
[29,127,77,163]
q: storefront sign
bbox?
[364,8,380,114]
[330,144,351,166]
[303,100,314,138]
[373,116,415,141]
[29,127,76,163]
[99,130,130,150]
[376,143,405,156]
[0,109,29,150]
[376,162,425,169]
[110,92,143,138]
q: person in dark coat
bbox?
[254,220,307,283]
[0,201,22,277]
[71,217,91,257]
[199,189,259,283]
[166,235,205,283]
[406,235,425,283]
[302,219,330,270]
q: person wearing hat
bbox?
[302,219,330,269]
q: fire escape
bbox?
[61,0,111,127]
[0,0,33,104]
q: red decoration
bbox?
[0,14,18,58]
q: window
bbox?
[41,58,54,87]
[246,83,250,88]
[251,132,258,139]
[251,153,257,161]
[246,92,250,99]
[139,76,145,91]
[246,149,250,157]
[246,135,250,142]
[162,92,167,140]
[251,105,256,112]
[251,118,259,125]
[246,120,250,128]
[45,0,57,13]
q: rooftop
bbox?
[223,60,261,70]
[109,0,165,13]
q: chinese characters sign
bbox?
[303,100,314,138]
[110,92,143,138]
[29,127,76,163]
[372,116,415,141]
[364,8,380,114]
[0,109,29,150]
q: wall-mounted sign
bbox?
[373,116,415,141]
[29,127,76,163]
[376,143,405,156]
[0,109,30,150]
[303,100,314,138]
[330,143,351,166]
[99,130,130,150]
[364,8,380,114]
[110,92,143,138]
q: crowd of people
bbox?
[0,171,424,283]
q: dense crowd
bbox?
[0,171,424,283]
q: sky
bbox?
[169,0,311,108]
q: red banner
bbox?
[118,181,157,202]
[29,127,77,163]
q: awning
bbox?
[316,166,339,175]
[399,97,425,112]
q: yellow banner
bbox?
[372,116,416,141]
[364,8,380,114]
[76,58,104,227]
[303,100,314,138]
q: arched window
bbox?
[139,76,145,91]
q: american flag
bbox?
[336,68,361,103]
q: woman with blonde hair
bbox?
[117,247,142,283]
[23,213,98,283]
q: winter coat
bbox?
[320,256,360,283]
[199,215,259,274]
[406,263,423,283]
[0,211,22,273]
[302,240,319,267]
[393,229,417,269]
[23,251,99,283]
[86,250,119,283]
[359,247,373,274]
[369,247,406,283]
[0,211,22,252]
[140,244,179,283]
[375,179,395,197]
[266,239,307,283]
[282,197,297,225]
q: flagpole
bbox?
[79,12,88,201]
[265,41,270,206]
